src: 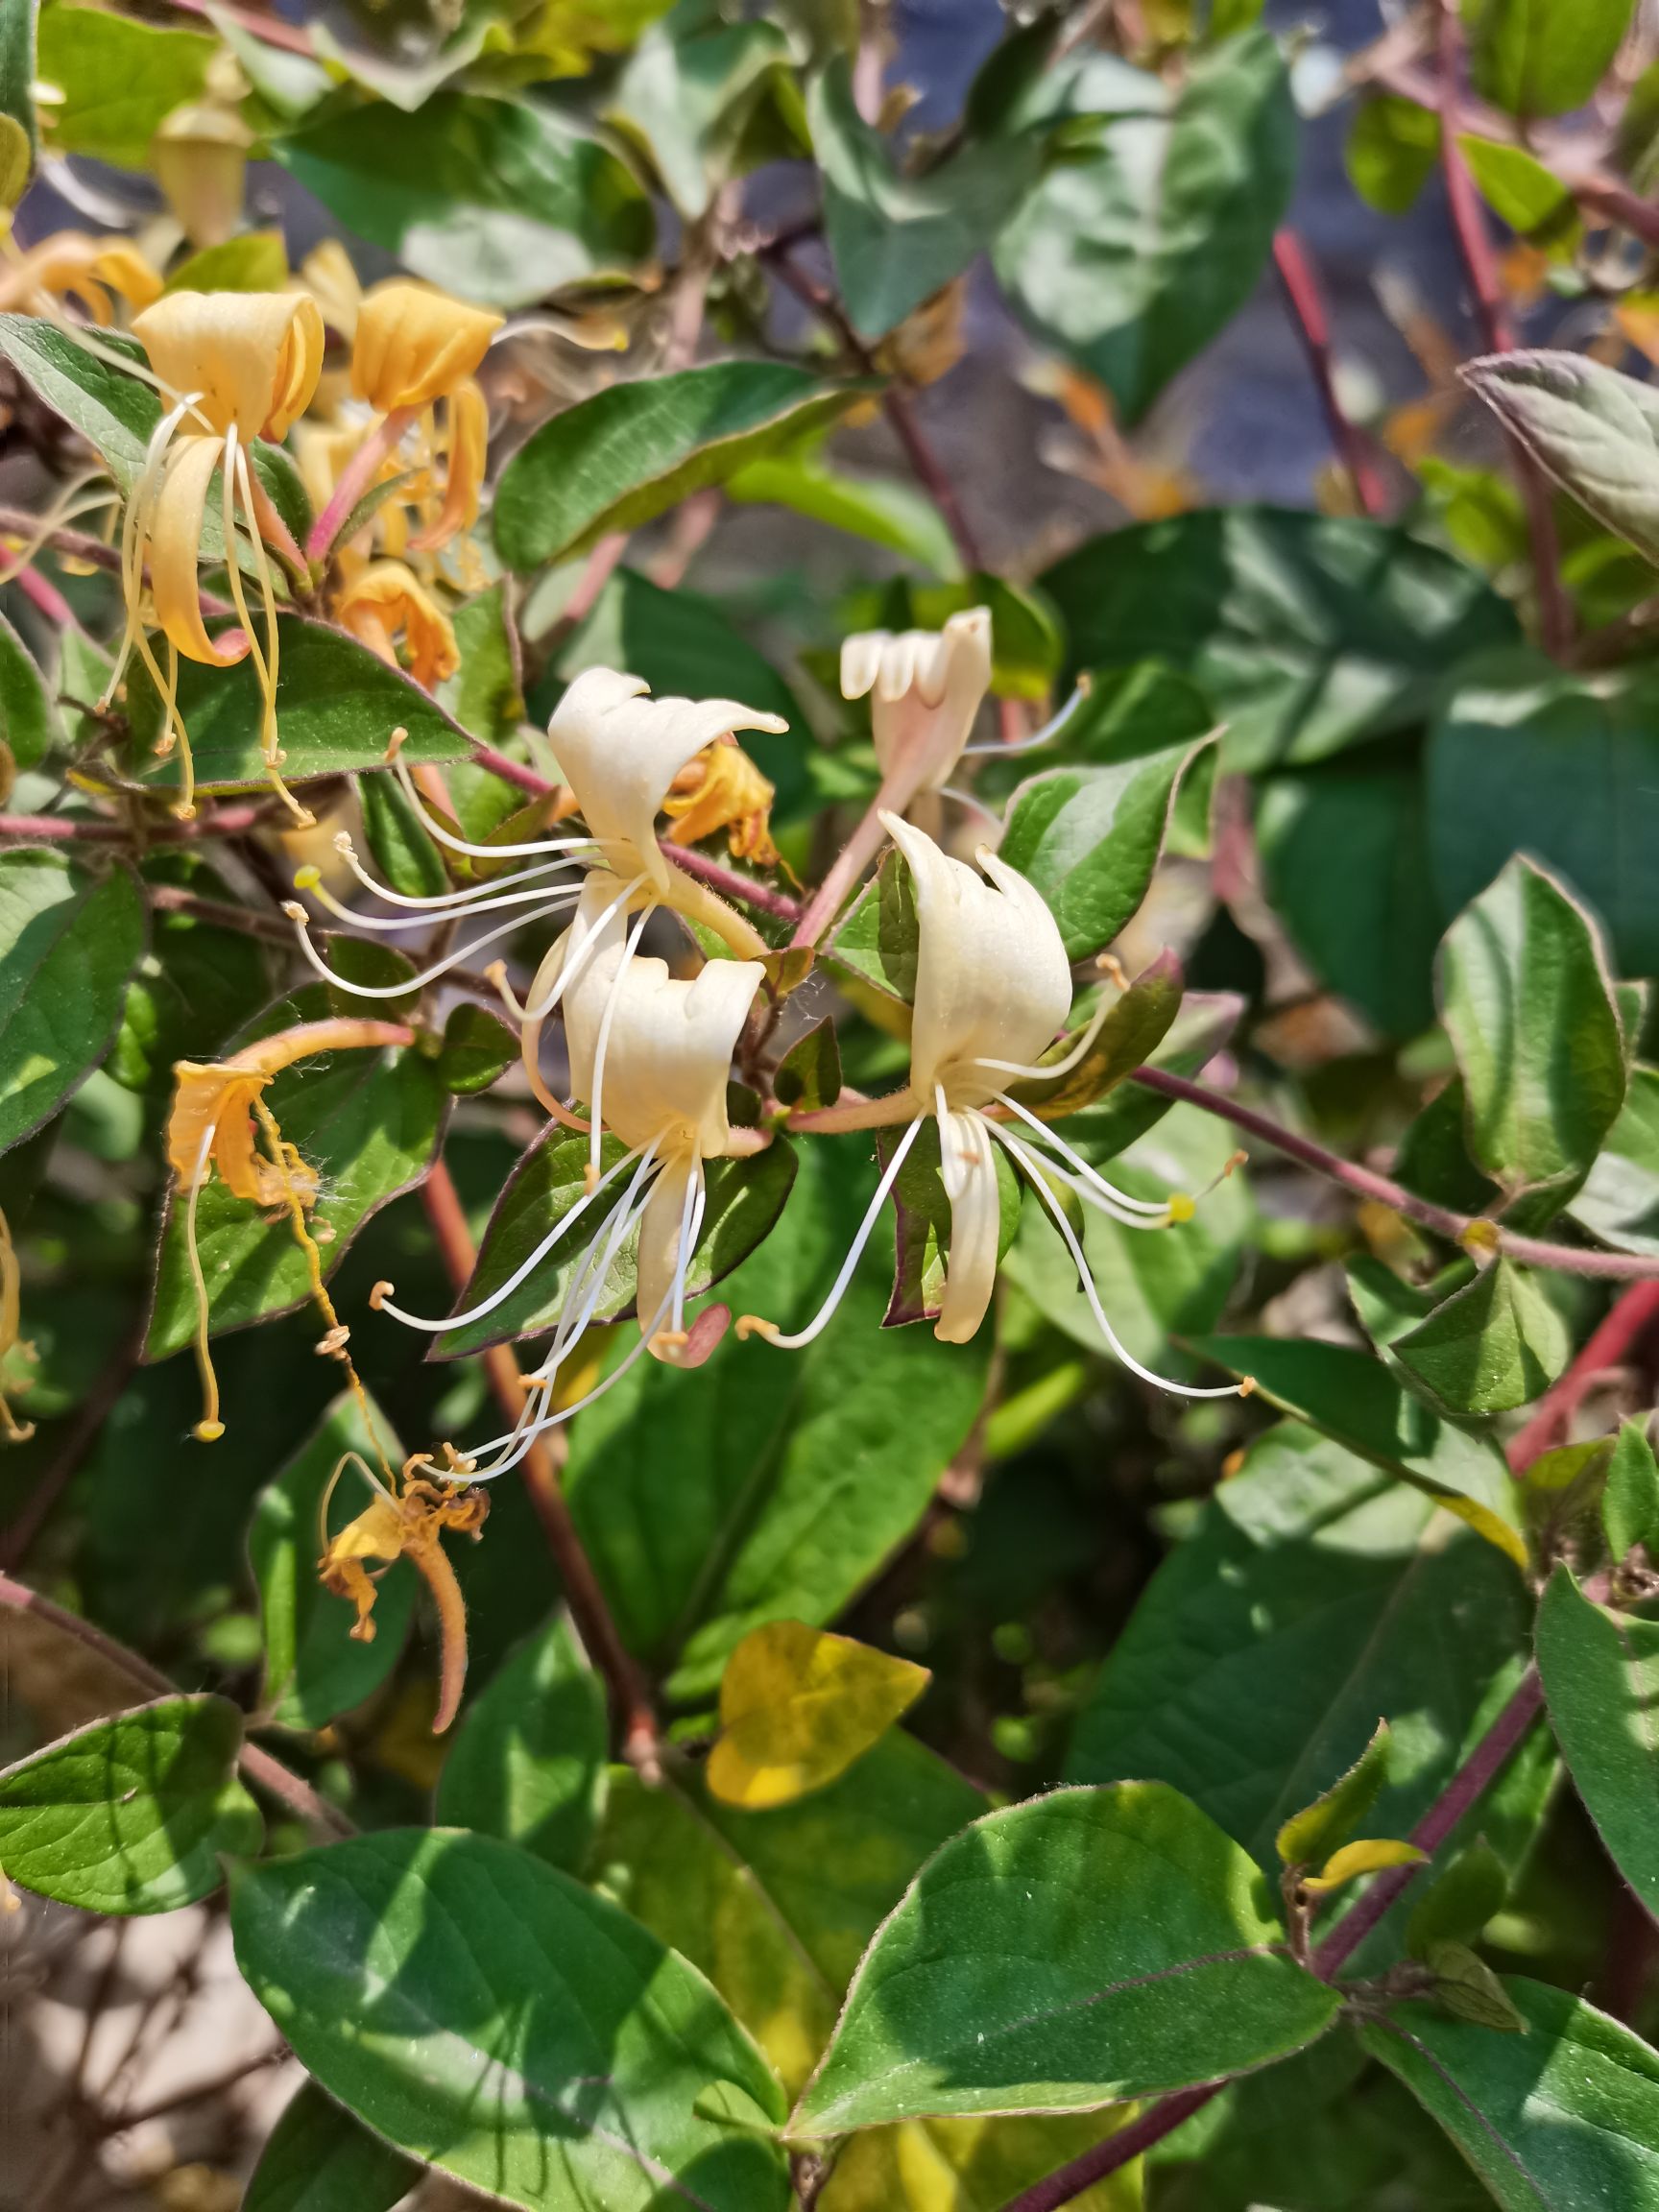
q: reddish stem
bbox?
[0,804,269,843]
[8,562,78,630]
[307,405,417,565]
[418,1159,657,1753]
[1271,230,1390,517]
[1435,1,1571,660]
[1504,1281,1659,1470]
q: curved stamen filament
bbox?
[672,1167,707,1338]
[378,1142,644,1334]
[992,1122,1244,1400]
[492,874,647,1025]
[298,868,581,937]
[522,1144,662,1384]
[739,1115,926,1351]
[968,970,1119,1086]
[284,896,566,997]
[961,676,1093,757]
[225,427,309,825]
[392,757,596,862]
[993,1092,1174,1217]
[184,1124,224,1441]
[329,835,582,914]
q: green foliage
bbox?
[232,1829,791,2210]
[1346,95,1440,214]
[244,2080,421,2212]
[1464,0,1637,119]
[36,3,214,170]
[1276,1720,1394,1868]
[0,1695,260,1911]
[1391,1258,1571,1414]
[1602,1419,1659,1560]
[0,846,144,1153]
[1536,1564,1659,1922]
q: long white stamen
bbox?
[476,1265,683,1480]
[392,756,598,861]
[105,393,196,705]
[993,1123,1241,1399]
[523,1143,662,1383]
[301,871,582,937]
[748,1116,926,1351]
[503,873,646,1023]
[969,983,1118,1085]
[286,897,558,996]
[587,905,651,1186]
[378,1142,645,1334]
[994,1091,1173,1216]
[331,837,582,913]
[672,1164,706,1335]
[962,678,1092,757]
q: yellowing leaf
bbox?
[707,1622,929,1811]
[1276,1719,1392,1867]
[1302,1837,1428,1895]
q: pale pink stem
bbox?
[306,404,418,564]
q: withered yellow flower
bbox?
[167,1017,409,1441]
[335,560,459,690]
[112,290,325,822]
[0,229,162,324]
[318,1466,488,1733]
[0,1205,36,1444]
[663,735,780,869]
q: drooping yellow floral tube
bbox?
[0,229,162,325]
[336,560,459,689]
[111,290,325,822]
[0,1205,36,1444]
[167,1017,411,1441]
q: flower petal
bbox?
[935,1106,1002,1342]
[133,289,324,438]
[350,279,502,412]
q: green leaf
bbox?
[607,4,798,219]
[993,30,1296,425]
[435,1611,608,1873]
[109,861,269,1096]
[0,315,156,489]
[435,1001,517,1096]
[1007,1101,1250,1382]
[1362,1977,1659,2206]
[356,766,449,901]
[725,452,962,578]
[250,1389,416,1733]
[0,847,144,1155]
[1068,1424,1542,1868]
[234,1828,789,2208]
[0,1694,260,1912]
[245,2080,422,2212]
[1422,1939,1528,2032]
[1009,950,1184,1122]
[1190,1335,1527,1566]
[793,1780,1340,2133]
[0,0,38,164]
[1572,1066,1659,1258]
[275,92,653,311]
[1462,350,1659,564]
[495,363,874,571]
[122,616,475,798]
[146,992,445,1359]
[0,610,53,769]
[1257,756,1440,1039]
[1602,1420,1659,1561]
[1345,94,1440,215]
[1437,853,1625,1204]
[36,2,214,170]
[1276,1720,1392,1868]
[439,581,525,751]
[1460,137,1579,253]
[773,1017,841,1115]
[997,673,1215,959]
[880,1114,1021,1328]
[165,228,290,296]
[565,1135,990,1699]
[1041,508,1521,771]
[1407,1838,1509,1958]
[1428,653,1659,985]
[1392,1259,1571,1416]
[1464,0,1635,119]
[827,847,919,1008]
[436,1129,797,1357]
[1536,1563,1659,1922]
[554,565,807,818]
[812,54,1043,341]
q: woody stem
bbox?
[419,1158,658,1754]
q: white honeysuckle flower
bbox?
[548,667,786,944]
[373,873,766,1480]
[840,606,992,803]
[744,816,1244,1393]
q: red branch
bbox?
[1505,1281,1659,1470]
[1271,231,1390,517]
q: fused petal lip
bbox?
[350,277,503,412]
[132,289,325,439]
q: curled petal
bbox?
[935,1107,1002,1343]
[412,377,488,550]
[841,607,991,797]
[337,560,459,689]
[351,279,502,411]
[149,437,249,666]
[133,289,325,438]
[637,1153,696,1349]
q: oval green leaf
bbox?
[245,2080,422,2212]
[0,845,145,1154]
[1536,1562,1659,1923]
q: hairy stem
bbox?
[0,1570,352,1839]
[418,1159,658,1754]
[307,404,418,565]
[1131,1066,1659,1280]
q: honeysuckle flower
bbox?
[109,289,325,821]
[743,816,1245,1396]
[309,280,502,562]
[151,99,253,252]
[0,1205,36,1444]
[166,1018,410,1442]
[373,873,765,1480]
[318,1455,488,1733]
[841,607,992,803]
[662,734,781,868]
[0,228,162,323]
[335,561,459,689]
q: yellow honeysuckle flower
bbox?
[151,99,252,252]
[335,560,459,690]
[318,1459,488,1733]
[743,817,1246,1393]
[167,1016,409,1442]
[110,289,325,821]
[663,734,780,868]
[371,872,766,1479]
[0,1205,37,1444]
[0,228,163,324]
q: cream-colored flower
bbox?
[840,606,992,803]
[111,290,325,820]
[745,817,1243,1390]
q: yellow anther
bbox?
[293,864,322,891]
[1238,1376,1257,1398]
[1167,1191,1196,1223]
[734,1313,778,1342]
[369,1279,394,1310]
[194,1417,225,1442]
